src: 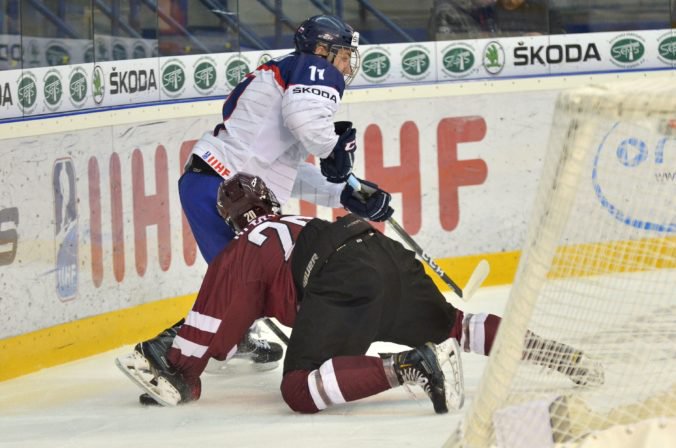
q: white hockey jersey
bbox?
[190,51,348,208]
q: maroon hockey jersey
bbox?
[167,214,311,379]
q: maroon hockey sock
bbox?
[449,310,502,355]
[331,355,392,401]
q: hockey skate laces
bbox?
[252,337,271,350]
[399,367,432,399]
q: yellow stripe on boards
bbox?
[2,236,671,382]
[549,236,676,279]
[427,237,675,294]
[0,294,195,382]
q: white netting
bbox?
[449,75,676,447]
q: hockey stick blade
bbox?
[461,260,490,301]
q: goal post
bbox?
[447,75,676,447]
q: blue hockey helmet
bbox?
[294,15,360,84]
[217,173,281,234]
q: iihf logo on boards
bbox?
[53,158,79,301]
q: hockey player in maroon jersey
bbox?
[116,173,603,413]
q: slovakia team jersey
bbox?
[189,52,347,207]
[168,214,310,379]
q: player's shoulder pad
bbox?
[279,52,345,97]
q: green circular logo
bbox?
[92,65,105,104]
[443,46,475,75]
[658,36,676,62]
[225,59,250,88]
[17,73,38,112]
[611,38,645,64]
[401,49,430,78]
[483,41,505,75]
[44,72,63,109]
[361,50,390,81]
[258,53,273,66]
[194,60,217,94]
[162,62,186,97]
[69,68,88,107]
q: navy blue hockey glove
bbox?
[340,177,394,222]
[320,121,357,183]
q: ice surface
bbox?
[0,286,510,448]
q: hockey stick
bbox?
[263,317,290,345]
[386,215,464,298]
[346,175,490,301]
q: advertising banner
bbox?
[0,29,673,121]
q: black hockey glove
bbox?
[340,177,394,222]
[320,121,357,183]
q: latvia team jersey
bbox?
[167,214,311,379]
[188,52,346,207]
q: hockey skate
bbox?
[115,325,199,407]
[437,337,465,410]
[390,338,465,414]
[524,333,604,387]
[206,324,284,373]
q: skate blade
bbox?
[115,353,181,407]
[436,338,465,410]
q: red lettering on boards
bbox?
[86,118,488,285]
[436,117,488,231]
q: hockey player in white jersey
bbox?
[138,14,394,400]
[181,14,391,264]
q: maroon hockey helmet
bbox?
[217,173,281,233]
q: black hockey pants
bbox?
[284,215,456,373]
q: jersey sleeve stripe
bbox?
[172,335,209,358]
[222,73,256,121]
[259,64,287,90]
[185,310,222,333]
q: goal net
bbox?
[447,75,676,447]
